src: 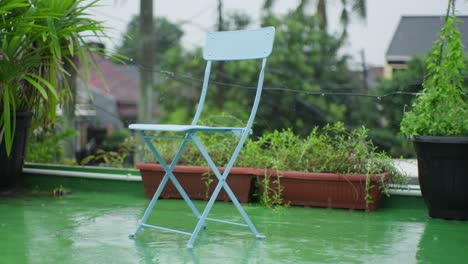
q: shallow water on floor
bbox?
[1,189,468,263]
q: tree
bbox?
[263,0,366,39]
[115,16,183,65]
[362,57,426,157]
[256,10,362,135]
[134,6,365,141]
[154,9,363,137]
[314,0,366,39]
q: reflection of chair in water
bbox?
[133,234,262,263]
[129,27,276,248]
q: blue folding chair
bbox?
[129,26,275,248]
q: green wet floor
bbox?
[1,178,468,264]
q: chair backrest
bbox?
[192,27,275,128]
[203,27,275,61]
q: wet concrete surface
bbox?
[1,182,467,263]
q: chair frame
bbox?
[129,27,275,248]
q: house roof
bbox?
[87,56,139,104]
[386,16,468,62]
[82,54,159,119]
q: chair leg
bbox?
[131,169,171,237]
[217,179,265,238]
[187,135,264,248]
[132,132,203,238]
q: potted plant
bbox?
[400,0,468,220]
[240,123,400,211]
[138,122,402,210]
[0,0,106,189]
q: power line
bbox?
[74,69,420,128]
[137,64,422,99]
[76,58,423,125]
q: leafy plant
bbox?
[101,129,132,150]
[401,2,468,137]
[240,123,405,208]
[239,122,399,175]
[368,56,428,157]
[81,136,136,168]
[144,121,405,208]
[0,0,106,155]
[26,124,78,163]
[255,173,286,209]
[201,172,214,199]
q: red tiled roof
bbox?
[84,54,138,104]
[80,53,159,119]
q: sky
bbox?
[89,0,468,66]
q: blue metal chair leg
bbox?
[132,132,204,238]
[186,135,264,248]
[131,170,171,238]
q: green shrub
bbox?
[144,122,406,208]
[101,129,132,150]
[145,122,400,176]
[26,127,78,164]
[80,134,136,168]
[239,122,398,175]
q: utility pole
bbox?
[63,53,77,161]
[138,0,155,124]
[216,0,225,110]
[360,49,368,91]
[135,0,155,163]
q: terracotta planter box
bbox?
[255,170,391,211]
[136,163,256,203]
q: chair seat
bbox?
[129,124,250,134]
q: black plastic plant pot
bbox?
[413,136,468,220]
[0,112,33,190]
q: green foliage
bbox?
[242,122,405,208]
[80,136,136,168]
[257,11,361,135]
[255,173,285,209]
[239,122,398,175]
[101,129,132,150]
[146,9,362,136]
[201,172,214,199]
[144,122,405,208]
[144,121,403,177]
[401,15,468,137]
[368,57,427,157]
[26,126,78,163]
[156,47,205,124]
[223,11,252,30]
[0,0,106,155]
[81,129,136,168]
[145,113,243,166]
[266,0,366,40]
